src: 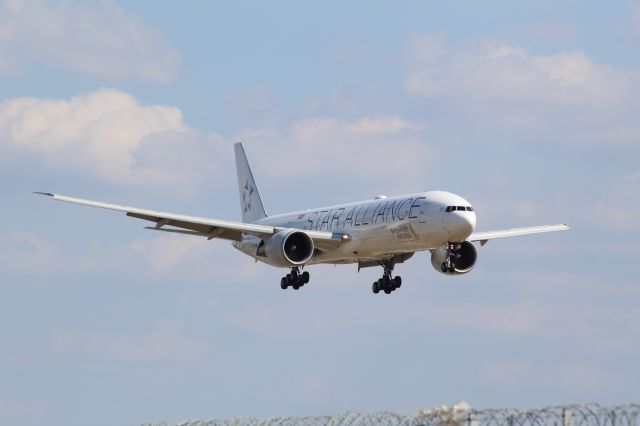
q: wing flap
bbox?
[144,227,206,237]
[127,212,215,234]
[468,224,569,246]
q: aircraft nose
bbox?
[463,211,476,234]
[454,211,476,239]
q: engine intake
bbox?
[431,241,478,275]
[264,230,314,267]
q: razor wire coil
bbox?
[143,403,640,426]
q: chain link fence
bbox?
[143,403,640,426]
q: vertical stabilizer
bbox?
[234,142,267,223]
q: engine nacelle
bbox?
[431,241,478,275]
[264,230,314,267]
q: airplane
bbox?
[36,142,569,294]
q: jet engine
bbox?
[431,241,478,275]
[264,230,315,267]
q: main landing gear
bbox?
[280,267,310,290]
[440,242,460,273]
[372,261,402,295]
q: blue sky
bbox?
[1,1,640,425]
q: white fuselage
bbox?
[233,190,476,267]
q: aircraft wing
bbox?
[35,193,345,249]
[468,224,569,246]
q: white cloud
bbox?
[592,171,640,230]
[531,23,581,45]
[224,85,278,124]
[0,88,205,187]
[53,322,208,363]
[0,0,180,82]
[222,292,640,346]
[221,299,543,338]
[0,232,94,275]
[480,360,615,390]
[406,36,637,105]
[0,228,264,281]
[344,115,416,135]
[405,36,640,148]
[0,89,430,195]
[128,233,259,281]
[236,115,432,195]
[129,235,208,273]
[594,203,640,231]
[85,322,208,363]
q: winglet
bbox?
[34,192,54,197]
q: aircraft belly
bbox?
[311,220,439,265]
[233,217,449,267]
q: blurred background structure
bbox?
[144,403,640,426]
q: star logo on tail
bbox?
[242,180,255,212]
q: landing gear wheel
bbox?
[373,260,403,294]
[441,262,448,273]
[280,267,310,291]
[448,263,455,273]
[378,276,389,294]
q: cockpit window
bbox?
[446,205,474,212]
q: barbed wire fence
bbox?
[144,403,640,426]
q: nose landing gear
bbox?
[280,267,310,290]
[441,242,461,273]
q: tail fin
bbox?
[234,142,267,223]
